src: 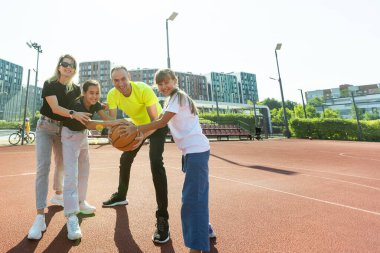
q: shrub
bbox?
[290,118,380,141]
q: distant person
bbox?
[119,69,216,253]
[103,66,170,244]
[24,118,31,142]
[61,79,121,240]
[27,54,91,240]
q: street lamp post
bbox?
[21,69,31,145]
[298,89,307,118]
[274,43,290,138]
[166,12,178,68]
[351,91,363,141]
[26,41,42,119]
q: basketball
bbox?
[109,124,139,151]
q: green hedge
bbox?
[0,120,22,129]
[290,118,380,141]
[199,113,255,132]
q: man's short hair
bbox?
[111,66,128,75]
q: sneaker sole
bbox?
[50,200,64,207]
[79,209,96,215]
[27,225,47,240]
[68,233,82,240]
[152,231,170,244]
[102,200,128,207]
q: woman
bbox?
[28,54,91,240]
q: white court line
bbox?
[0,166,130,178]
[216,158,380,181]
[211,164,380,190]
[300,174,380,191]
[288,166,380,181]
[0,172,35,178]
[210,175,380,217]
[339,153,380,162]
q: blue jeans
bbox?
[61,127,90,216]
[181,150,210,251]
[35,118,64,210]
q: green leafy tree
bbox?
[351,105,364,120]
[293,104,306,118]
[271,107,292,125]
[340,89,350,97]
[324,108,340,118]
[305,105,320,118]
[285,100,297,111]
[307,96,324,107]
[363,111,380,120]
[259,98,282,110]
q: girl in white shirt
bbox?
[118,69,215,253]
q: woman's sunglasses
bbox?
[59,62,76,69]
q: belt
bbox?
[41,115,61,125]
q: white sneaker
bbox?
[50,193,64,207]
[27,214,46,240]
[79,200,96,214]
[67,215,82,240]
[208,223,216,238]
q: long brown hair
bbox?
[154,69,198,115]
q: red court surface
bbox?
[0,139,379,252]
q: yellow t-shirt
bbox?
[25,121,30,133]
[107,81,162,126]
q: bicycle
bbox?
[8,129,36,145]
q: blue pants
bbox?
[181,150,210,251]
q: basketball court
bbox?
[1,139,379,252]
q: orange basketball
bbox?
[109,125,139,152]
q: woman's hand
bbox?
[73,112,92,125]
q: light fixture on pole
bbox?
[26,41,43,119]
[298,89,307,118]
[166,12,178,68]
[274,43,290,138]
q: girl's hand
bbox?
[131,131,145,150]
[118,124,137,136]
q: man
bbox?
[103,66,170,243]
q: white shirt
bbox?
[164,94,210,155]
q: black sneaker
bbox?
[152,217,170,244]
[102,192,128,207]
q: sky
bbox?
[1,0,379,104]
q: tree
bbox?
[259,98,282,110]
[293,104,306,118]
[351,104,364,120]
[324,108,340,118]
[307,96,324,107]
[305,105,320,118]
[271,107,292,125]
[363,111,380,120]
[285,100,297,111]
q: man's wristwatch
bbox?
[69,110,75,119]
